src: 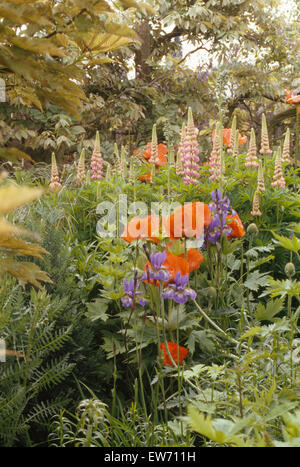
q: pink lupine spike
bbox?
[49,152,62,192]
[271,148,286,189]
[90,131,103,180]
[183,108,200,185]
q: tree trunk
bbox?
[134,21,152,79]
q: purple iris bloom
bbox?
[161,272,197,304]
[140,251,170,283]
[150,251,166,270]
[121,278,148,308]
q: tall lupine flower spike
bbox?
[251,189,262,216]
[176,123,185,176]
[260,114,272,155]
[49,152,62,192]
[76,148,86,187]
[281,128,291,164]
[257,160,266,192]
[168,145,175,168]
[245,128,259,168]
[149,124,158,165]
[121,145,128,178]
[90,131,103,180]
[129,156,135,183]
[183,107,200,185]
[105,162,112,180]
[232,129,239,158]
[114,143,122,177]
[208,123,222,181]
[271,147,286,189]
[227,115,237,153]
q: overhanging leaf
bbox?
[0,185,44,214]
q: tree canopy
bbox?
[0,0,299,162]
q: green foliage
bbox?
[0,283,75,446]
[49,399,193,447]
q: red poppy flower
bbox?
[164,202,212,239]
[160,342,189,366]
[121,215,159,243]
[227,213,245,239]
[212,128,247,147]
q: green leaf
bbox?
[255,298,284,322]
[187,407,250,447]
[272,232,300,253]
[244,270,270,291]
[241,326,262,339]
[85,298,110,322]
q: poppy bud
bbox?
[207,286,217,299]
[285,262,295,278]
[247,223,259,236]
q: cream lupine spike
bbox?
[176,123,185,176]
[271,147,286,189]
[251,189,262,216]
[281,128,291,164]
[228,115,237,154]
[232,129,239,158]
[90,131,103,180]
[76,148,86,187]
[105,162,112,180]
[121,146,127,178]
[260,113,272,155]
[245,128,259,168]
[257,160,266,192]
[129,156,135,183]
[149,124,158,165]
[49,153,62,192]
[209,123,222,181]
[114,143,121,174]
[150,160,155,183]
[168,145,175,168]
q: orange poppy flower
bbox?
[182,248,204,272]
[163,251,190,282]
[142,143,168,167]
[121,215,159,243]
[227,213,245,239]
[285,90,300,115]
[285,90,293,102]
[164,202,212,239]
[138,172,151,182]
[212,128,247,147]
[142,250,189,286]
[165,241,203,273]
[137,143,168,182]
[160,342,189,366]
